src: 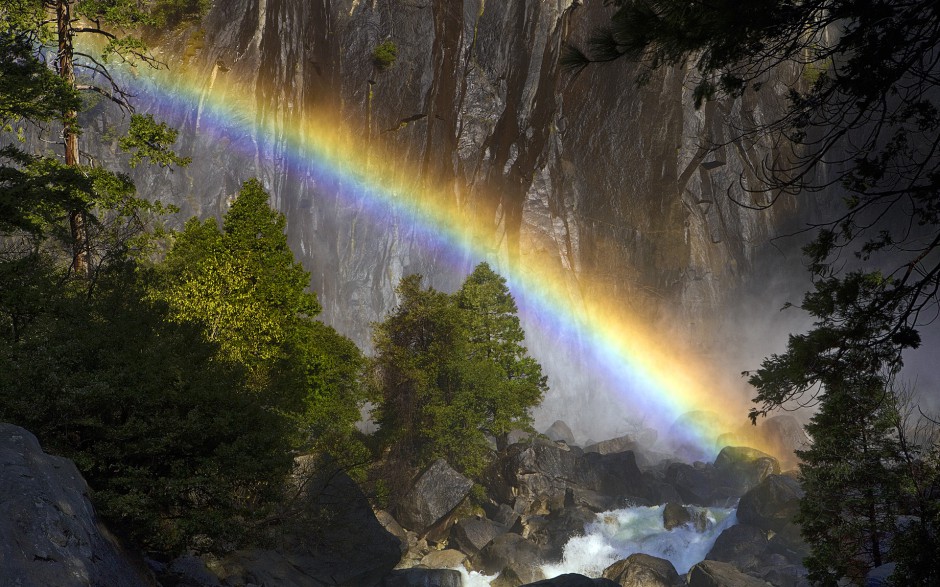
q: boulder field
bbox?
[0,421,808,586]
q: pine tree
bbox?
[159,179,321,377]
[372,265,546,477]
[455,262,547,447]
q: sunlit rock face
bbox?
[83,0,810,433]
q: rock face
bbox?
[0,423,154,587]
[73,0,811,439]
[395,459,474,534]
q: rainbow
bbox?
[120,60,773,460]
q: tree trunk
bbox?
[57,0,88,277]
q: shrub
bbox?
[372,40,397,70]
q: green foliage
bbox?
[0,34,81,126]
[455,262,548,443]
[371,264,546,478]
[372,40,398,70]
[157,179,321,375]
[155,179,368,466]
[0,261,294,553]
[119,113,193,168]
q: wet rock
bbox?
[382,567,463,587]
[662,502,692,530]
[525,505,597,560]
[713,447,781,495]
[565,486,618,512]
[0,424,154,587]
[602,553,682,587]
[396,459,473,534]
[471,533,548,585]
[521,574,619,586]
[687,560,773,587]
[705,524,769,572]
[663,462,718,506]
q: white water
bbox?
[451,504,736,584]
[542,505,737,578]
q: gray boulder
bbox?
[736,475,803,533]
[520,574,619,586]
[713,447,781,495]
[451,516,509,555]
[419,549,467,568]
[382,568,463,587]
[396,459,473,534]
[663,462,718,506]
[0,423,154,587]
[705,524,769,572]
[544,420,577,445]
[687,560,773,587]
[471,532,548,585]
[662,502,691,531]
[219,461,400,587]
[602,553,682,587]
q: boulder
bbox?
[687,560,773,587]
[579,451,647,497]
[663,462,718,506]
[471,532,549,585]
[758,563,810,587]
[376,509,413,554]
[713,447,781,495]
[396,459,473,533]
[520,574,619,586]
[736,475,803,533]
[662,502,691,531]
[451,516,509,555]
[524,505,596,560]
[602,553,682,587]
[0,424,154,587]
[419,549,467,569]
[544,420,577,445]
[565,486,618,512]
[220,461,400,587]
[382,568,463,587]
[705,524,769,571]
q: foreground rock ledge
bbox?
[0,423,153,587]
